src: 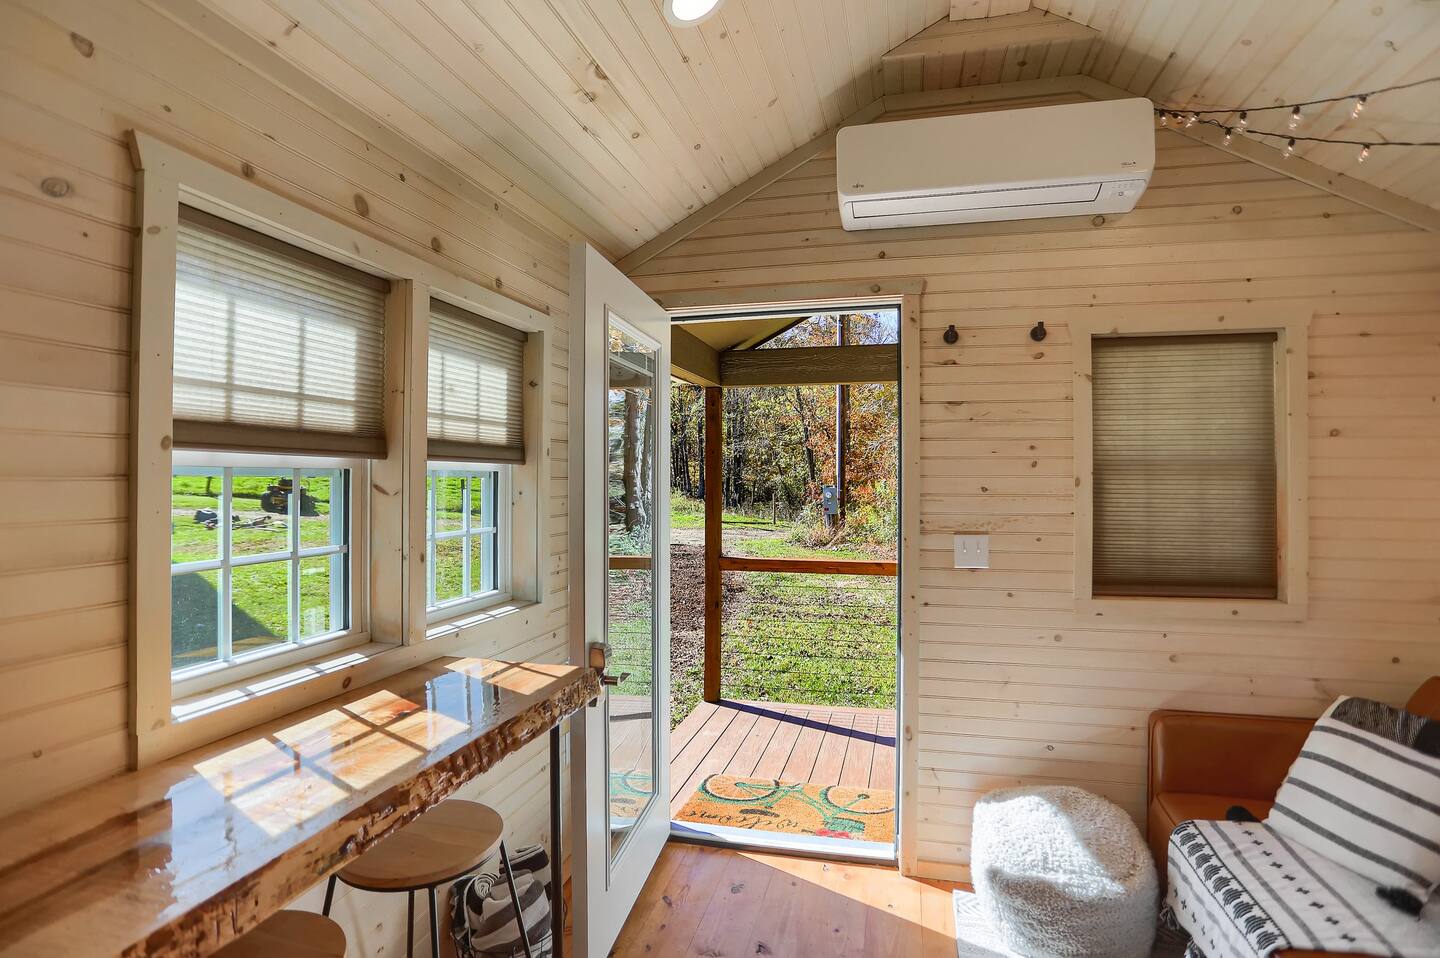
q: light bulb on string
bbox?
[1238,111,1248,132]
[1358,144,1371,163]
[1284,138,1297,158]
[1223,127,1234,146]
[1289,106,1302,129]
[1158,111,1168,127]
[1351,95,1367,119]
[1185,113,1197,127]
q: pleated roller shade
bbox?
[1091,332,1279,599]
[173,205,390,457]
[427,299,527,464]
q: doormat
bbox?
[951,891,1188,958]
[674,775,895,842]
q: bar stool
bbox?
[323,799,534,958]
[214,910,346,957]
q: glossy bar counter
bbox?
[0,657,599,957]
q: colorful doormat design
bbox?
[674,774,895,843]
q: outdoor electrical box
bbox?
[821,485,839,516]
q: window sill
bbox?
[143,600,548,765]
[1077,595,1306,622]
[425,595,526,639]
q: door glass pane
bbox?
[606,315,658,865]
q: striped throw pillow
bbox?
[1267,695,1440,904]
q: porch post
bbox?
[703,385,722,703]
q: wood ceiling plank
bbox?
[951,0,1032,21]
[740,0,829,143]
[884,10,1098,63]
[613,0,767,178]
[488,0,713,212]
[552,0,738,199]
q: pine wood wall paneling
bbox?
[630,115,1440,881]
[0,1,577,952]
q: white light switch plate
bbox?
[953,534,990,569]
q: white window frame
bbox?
[128,130,553,767]
[168,452,370,697]
[425,463,513,621]
[1071,308,1310,622]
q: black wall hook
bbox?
[943,324,959,345]
[1030,321,1047,342]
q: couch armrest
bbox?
[1148,710,1314,806]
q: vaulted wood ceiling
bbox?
[189,0,1440,257]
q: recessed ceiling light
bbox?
[664,0,723,28]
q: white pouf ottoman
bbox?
[971,785,1157,958]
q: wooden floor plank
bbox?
[668,704,739,803]
[609,843,966,958]
[750,705,806,780]
[669,704,762,813]
[839,710,878,788]
[807,710,857,785]
[721,704,780,778]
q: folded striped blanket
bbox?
[1164,820,1440,958]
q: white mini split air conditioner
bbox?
[837,97,1155,230]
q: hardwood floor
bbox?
[608,842,963,958]
[669,700,898,816]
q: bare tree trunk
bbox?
[623,390,639,532]
[836,315,850,523]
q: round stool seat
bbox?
[338,799,504,891]
[215,910,345,958]
[971,785,1157,958]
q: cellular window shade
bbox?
[173,205,389,457]
[427,299,527,463]
[1091,332,1279,599]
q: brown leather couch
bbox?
[1147,677,1440,958]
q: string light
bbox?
[1151,76,1440,164]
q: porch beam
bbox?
[702,385,722,703]
[719,344,898,387]
[671,324,720,386]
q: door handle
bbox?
[600,671,632,687]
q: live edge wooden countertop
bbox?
[0,657,600,958]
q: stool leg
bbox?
[322,874,338,916]
[499,841,534,958]
[406,889,415,958]
[428,886,441,958]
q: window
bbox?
[170,463,355,677]
[167,206,387,682]
[1090,333,1278,599]
[1072,314,1309,620]
[423,298,525,620]
[131,131,551,762]
[426,467,508,614]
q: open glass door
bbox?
[569,244,670,957]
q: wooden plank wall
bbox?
[0,0,574,952]
[629,98,1440,881]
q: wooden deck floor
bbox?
[668,699,898,816]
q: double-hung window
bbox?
[168,205,387,687]
[425,299,526,618]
